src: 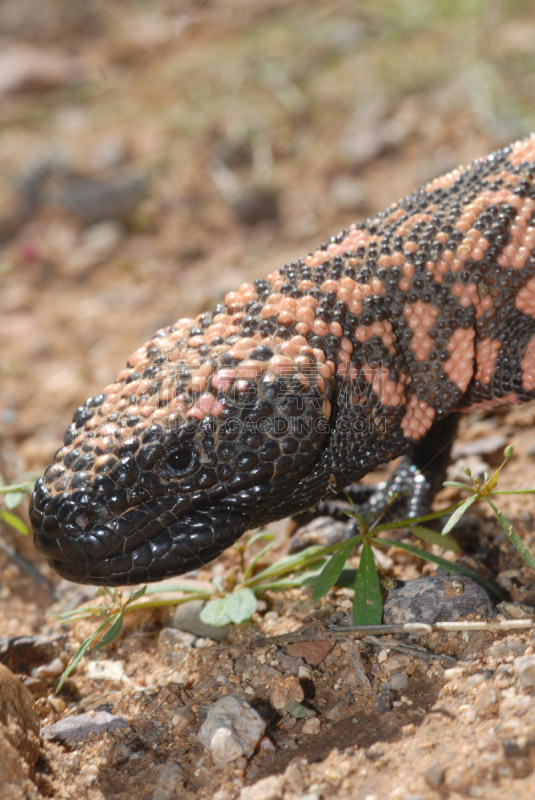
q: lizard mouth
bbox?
[31,489,249,586]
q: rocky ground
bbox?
[3,1,535,799]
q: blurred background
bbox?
[1,0,535,479]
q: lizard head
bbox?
[31,303,333,586]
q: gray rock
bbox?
[171,600,230,642]
[50,175,147,224]
[42,710,129,743]
[514,655,535,689]
[389,671,408,691]
[383,575,496,624]
[199,695,266,766]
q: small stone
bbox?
[172,600,230,642]
[444,763,474,794]
[86,659,125,681]
[384,575,496,624]
[325,702,351,721]
[298,665,313,681]
[158,628,195,666]
[51,175,147,224]
[171,707,195,733]
[289,516,347,551]
[424,761,445,789]
[374,690,393,714]
[284,701,315,719]
[32,656,64,679]
[514,654,535,689]
[239,774,284,800]
[286,640,333,666]
[365,743,385,760]
[42,710,129,743]
[389,671,408,691]
[269,676,304,710]
[302,718,321,735]
[199,696,266,766]
[497,601,535,620]
[474,687,498,717]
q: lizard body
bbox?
[31,136,535,585]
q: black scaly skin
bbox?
[31,136,535,585]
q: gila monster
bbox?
[30,135,535,585]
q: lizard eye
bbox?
[166,446,196,473]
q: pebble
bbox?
[198,696,266,766]
[269,676,304,710]
[171,706,195,733]
[383,575,496,624]
[514,654,535,688]
[33,657,64,679]
[325,702,352,722]
[171,601,230,642]
[86,659,125,681]
[302,718,321,735]
[284,701,315,719]
[424,761,445,789]
[286,640,333,667]
[52,175,147,224]
[42,710,129,743]
[0,663,40,796]
[374,689,393,714]
[389,671,408,691]
[239,774,284,800]
[158,628,195,666]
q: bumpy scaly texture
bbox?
[31,136,535,585]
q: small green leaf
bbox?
[91,612,124,652]
[125,585,147,606]
[200,598,231,626]
[0,510,29,536]
[441,495,476,535]
[484,500,535,571]
[245,530,275,549]
[408,525,460,553]
[312,537,359,602]
[223,588,257,624]
[375,538,503,598]
[4,491,23,509]
[243,541,277,580]
[442,481,472,490]
[56,619,110,692]
[351,542,383,625]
